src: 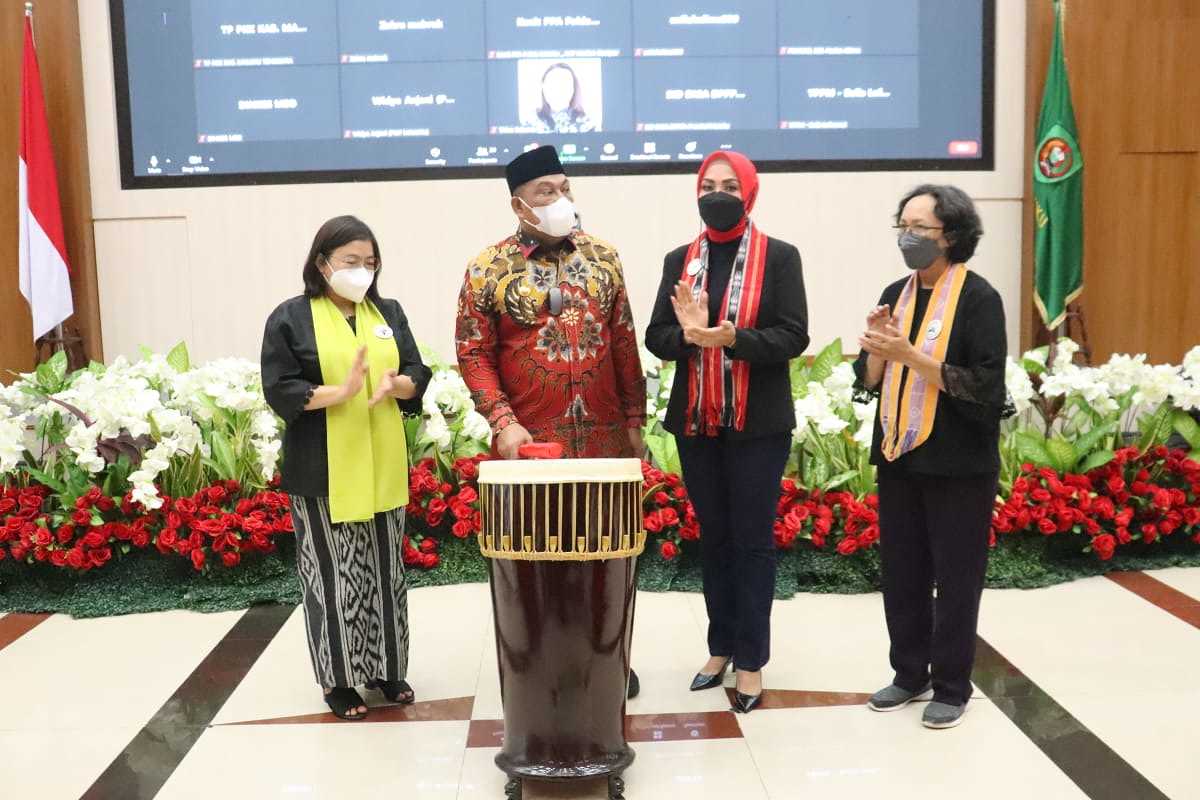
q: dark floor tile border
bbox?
[0,612,50,652]
[467,710,743,749]
[723,687,872,710]
[625,710,743,743]
[80,603,294,800]
[973,634,1170,800]
[1105,570,1200,629]
[466,718,506,748]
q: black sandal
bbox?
[325,687,369,720]
[367,678,415,705]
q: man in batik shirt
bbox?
[456,145,646,461]
[456,145,647,698]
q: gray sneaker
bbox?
[867,683,933,712]
[922,701,967,729]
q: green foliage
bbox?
[806,339,845,391]
[1172,410,1200,450]
[165,341,191,373]
[1015,429,1116,476]
[791,339,843,400]
[1138,403,1175,452]
[645,430,681,477]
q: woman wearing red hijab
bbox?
[645,152,809,713]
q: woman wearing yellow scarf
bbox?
[262,216,431,721]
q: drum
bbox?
[478,457,646,800]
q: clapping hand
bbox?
[859,321,917,366]
[866,304,893,333]
[687,320,736,348]
[671,282,736,349]
[368,369,417,407]
[339,347,369,402]
[670,282,708,330]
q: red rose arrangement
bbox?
[403,455,489,569]
[640,461,699,562]
[775,478,880,556]
[0,480,292,572]
[991,447,1200,560]
[6,446,1196,576]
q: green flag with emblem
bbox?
[1033,0,1084,330]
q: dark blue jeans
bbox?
[676,431,792,672]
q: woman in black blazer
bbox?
[261,215,431,721]
[645,151,809,713]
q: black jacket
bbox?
[260,295,432,497]
[645,235,809,439]
[853,270,1007,477]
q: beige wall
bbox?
[80,2,1027,366]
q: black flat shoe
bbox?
[627,668,640,699]
[732,690,763,714]
[690,658,731,692]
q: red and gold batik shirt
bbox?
[455,230,646,458]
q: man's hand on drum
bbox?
[497,422,534,460]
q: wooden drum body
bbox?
[478,458,645,786]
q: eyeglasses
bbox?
[325,256,380,271]
[892,224,943,236]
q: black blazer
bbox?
[645,235,809,439]
[260,295,432,497]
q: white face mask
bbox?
[521,195,577,238]
[324,263,374,304]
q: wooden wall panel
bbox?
[1090,154,1199,363]
[1024,0,1200,363]
[0,0,102,379]
[1117,21,1199,154]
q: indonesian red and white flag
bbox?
[19,13,73,341]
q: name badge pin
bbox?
[374,324,394,340]
[686,258,702,277]
[925,320,943,341]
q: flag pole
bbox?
[45,0,63,358]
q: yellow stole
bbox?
[310,295,409,522]
[879,264,968,462]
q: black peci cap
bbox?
[505,145,565,194]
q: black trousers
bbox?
[877,471,997,707]
[676,431,791,672]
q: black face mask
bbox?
[698,191,745,232]
[897,230,944,270]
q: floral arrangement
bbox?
[0,344,279,510]
[402,454,487,569]
[640,461,700,561]
[2,338,1199,581]
[0,479,291,571]
[0,344,288,573]
[775,480,880,556]
[788,340,877,497]
[993,446,1200,560]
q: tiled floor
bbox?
[1,570,1197,799]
